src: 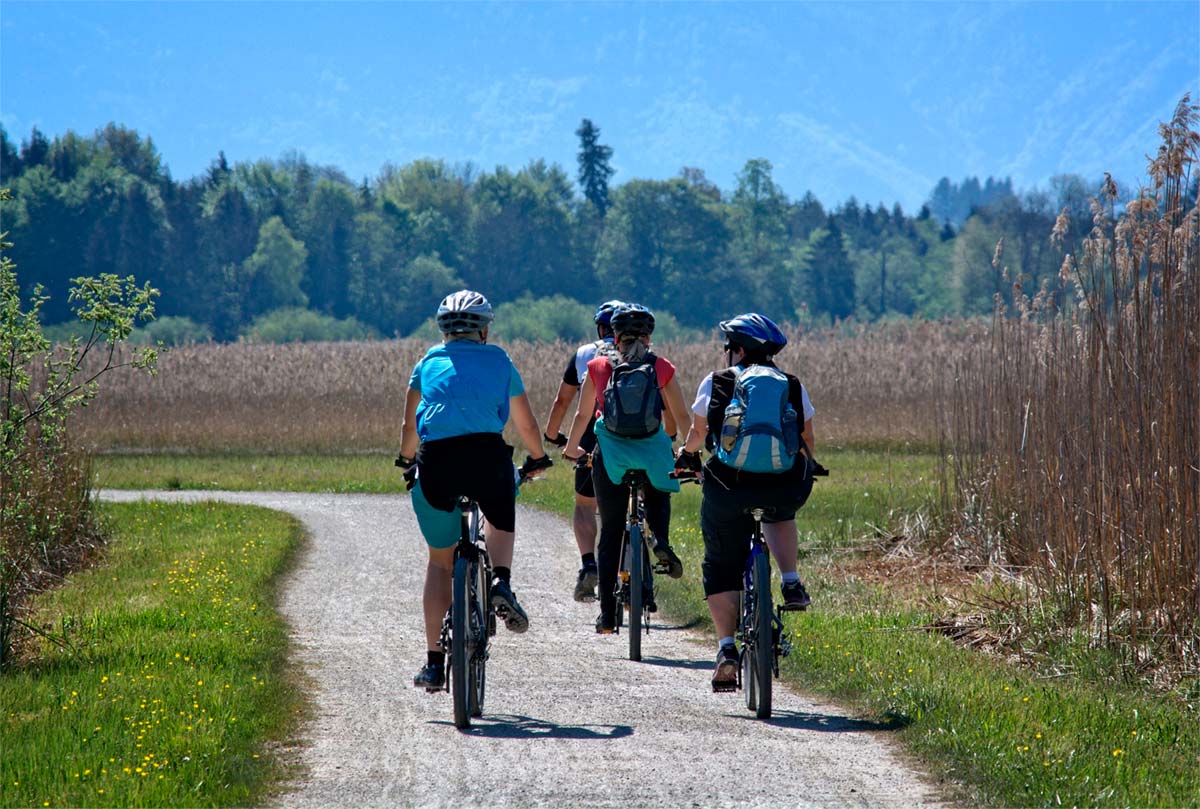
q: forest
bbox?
[0,119,1139,342]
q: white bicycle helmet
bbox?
[436,289,494,334]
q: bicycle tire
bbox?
[628,524,643,661]
[451,554,471,729]
[743,589,757,712]
[468,555,488,718]
[752,550,773,718]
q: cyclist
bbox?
[542,300,623,603]
[674,313,817,690]
[397,290,553,691]
[563,303,691,634]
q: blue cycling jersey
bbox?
[408,341,525,442]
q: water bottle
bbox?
[720,399,744,453]
[782,404,800,455]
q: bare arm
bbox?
[509,392,548,459]
[682,412,707,454]
[660,376,691,442]
[399,388,421,460]
[566,375,597,457]
[543,380,579,438]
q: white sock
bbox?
[781,572,800,584]
[718,636,735,651]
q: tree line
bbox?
[0,120,1115,342]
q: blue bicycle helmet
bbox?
[610,303,655,336]
[593,300,624,326]
[719,313,788,355]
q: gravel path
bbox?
[101,490,948,808]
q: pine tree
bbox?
[575,119,615,217]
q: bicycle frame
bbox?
[615,469,655,662]
[739,507,791,719]
[441,496,494,729]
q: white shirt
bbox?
[691,368,815,422]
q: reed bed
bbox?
[73,321,968,453]
[946,97,1200,680]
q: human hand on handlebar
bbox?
[518,453,554,482]
[671,448,702,480]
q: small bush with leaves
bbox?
[0,187,158,670]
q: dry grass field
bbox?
[76,321,971,453]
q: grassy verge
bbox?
[91,449,1200,806]
[0,501,306,808]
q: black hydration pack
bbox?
[601,355,662,438]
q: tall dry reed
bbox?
[946,96,1199,679]
[76,322,967,453]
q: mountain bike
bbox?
[439,494,494,729]
[614,468,658,662]
[735,506,792,718]
[402,456,551,730]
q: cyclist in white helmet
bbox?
[542,300,623,602]
[398,289,552,691]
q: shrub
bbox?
[243,307,375,343]
[131,315,212,346]
[1,192,158,669]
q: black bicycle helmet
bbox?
[718,313,788,355]
[610,303,655,336]
[593,300,624,326]
[436,289,494,334]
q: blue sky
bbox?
[2,1,1197,211]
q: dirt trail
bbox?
[101,490,948,808]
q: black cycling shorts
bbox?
[572,425,598,498]
[416,433,517,532]
[699,460,813,597]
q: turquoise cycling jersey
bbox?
[409,341,525,442]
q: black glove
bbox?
[402,466,418,491]
[543,432,568,448]
[394,453,415,470]
[809,458,830,478]
[672,449,702,479]
[518,453,554,481]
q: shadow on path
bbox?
[725,709,901,733]
[432,714,634,740]
[635,655,713,671]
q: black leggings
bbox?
[591,447,671,619]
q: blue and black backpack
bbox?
[715,365,800,472]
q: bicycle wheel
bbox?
[628,524,643,661]
[752,550,773,718]
[742,590,757,712]
[451,554,471,729]
[468,555,488,718]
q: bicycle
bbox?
[614,468,658,662]
[402,455,551,729]
[443,494,493,729]
[732,506,790,718]
[677,457,828,719]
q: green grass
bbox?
[90,448,1200,807]
[0,501,306,808]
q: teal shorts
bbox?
[410,476,521,550]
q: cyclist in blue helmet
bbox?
[398,289,552,690]
[675,313,820,691]
[541,300,624,602]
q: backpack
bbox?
[601,355,662,438]
[715,365,800,473]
